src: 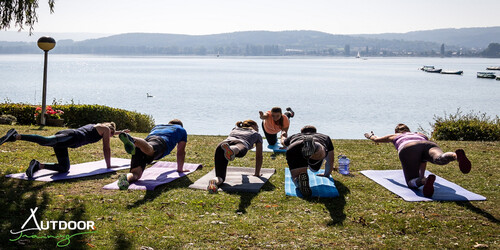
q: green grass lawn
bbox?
[0,125,498,249]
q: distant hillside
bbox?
[74,30,438,50]
[1,28,498,56]
[355,26,500,49]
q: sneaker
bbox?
[455,149,471,174]
[301,135,316,159]
[117,174,130,190]
[207,179,218,194]
[221,142,235,161]
[297,172,312,197]
[285,107,295,118]
[422,174,436,198]
[0,128,18,145]
[26,159,40,179]
[119,133,136,155]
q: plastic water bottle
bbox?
[338,155,350,175]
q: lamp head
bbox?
[37,37,56,51]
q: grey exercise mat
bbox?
[360,170,486,202]
[189,167,275,193]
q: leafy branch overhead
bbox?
[0,0,55,34]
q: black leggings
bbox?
[214,141,248,182]
[286,141,323,171]
[398,141,454,186]
[20,131,79,173]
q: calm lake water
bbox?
[1,55,499,139]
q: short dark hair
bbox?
[168,119,183,127]
[301,125,317,134]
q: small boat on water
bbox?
[477,72,496,79]
[424,68,442,73]
[419,65,434,71]
[441,70,463,75]
[486,66,500,70]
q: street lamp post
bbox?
[37,37,56,125]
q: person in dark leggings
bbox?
[0,122,126,178]
[207,120,263,194]
[258,107,294,146]
[116,119,187,190]
[282,125,335,197]
[364,123,472,198]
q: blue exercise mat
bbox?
[285,168,339,198]
[360,170,486,202]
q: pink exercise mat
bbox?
[103,161,202,190]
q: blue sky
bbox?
[4,0,500,35]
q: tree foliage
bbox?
[481,43,500,58]
[0,0,55,33]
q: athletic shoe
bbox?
[301,135,316,159]
[285,107,295,118]
[297,172,312,197]
[455,149,471,174]
[0,128,18,145]
[26,159,40,179]
[423,174,436,198]
[119,133,136,155]
[117,174,129,190]
[221,142,235,161]
[207,179,218,194]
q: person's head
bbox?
[301,125,317,134]
[270,107,283,121]
[236,120,259,132]
[168,119,183,127]
[395,123,410,133]
[100,122,116,136]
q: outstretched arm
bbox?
[364,131,397,143]
[176,141,187,172]
[254,142,263,176]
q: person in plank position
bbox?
[364,123,471,198]
[207,120,263,193]
[117,119,187,190]
[258,107,294,147]
[282,125,335,197]
[0,122,125,178]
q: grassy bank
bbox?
[0,125,498,249]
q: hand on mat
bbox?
[177,169,190,173]
[316,173,330,178]
[253,173,262,177]
[107,165,123,169]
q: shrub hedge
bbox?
[0,103,155,132]
[431,110,500,141]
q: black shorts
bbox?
[130,136,167,171]
[286,141,323,171]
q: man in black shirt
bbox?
[282,125,335,197]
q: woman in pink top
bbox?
[364,123,471,198]
[258,107,294,146]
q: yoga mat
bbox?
[189,167,275,193]
[360,170,486,202]
[251,139,287,153]
[103,161,202,190]
[285,168,339,198]
[5,158,131,182]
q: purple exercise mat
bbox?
[5,158,131,182]
[103,161,202,190]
